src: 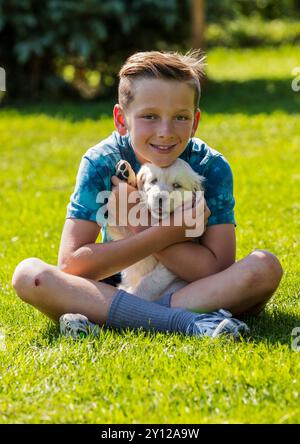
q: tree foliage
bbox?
[0,0,299,100]
[0,0,190,100]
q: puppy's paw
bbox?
[115,160,136,187]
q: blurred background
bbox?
[0,0,299,103]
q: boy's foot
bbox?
[59,313,100,339]
[59,310,249,340]
[186,309,249,339]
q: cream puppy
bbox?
[107,158,205,301]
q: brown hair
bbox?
[118,50,206,111]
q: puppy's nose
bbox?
[155,193,169,212]
[156,192,168,203]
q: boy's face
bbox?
[114,78,201,168]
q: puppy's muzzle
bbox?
[151,192,170,218]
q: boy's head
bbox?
[114,50,206,168]
[118,50,205,111]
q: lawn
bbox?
[0,45,299,424]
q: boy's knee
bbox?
[248,250,283,291]
[11,257,52,303]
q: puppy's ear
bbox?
[192,174,205,192]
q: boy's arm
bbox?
[109,176,227,283]
[152,224,236,282]
[58,217,190,281]
[155,150,237,282]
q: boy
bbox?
[12,51,283,339]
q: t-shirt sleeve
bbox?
[205,155,236,226]
[66,155,111,226]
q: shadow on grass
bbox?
[202,78,300,115]
[32,310,300,349]
[0,98,115,122]
[38,322,61,346]
[1,78,299,121]
[243,310,300,346]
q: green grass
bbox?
[206,18,300,48]
[0,45,299,423]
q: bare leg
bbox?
[11,258,118,324]
[11,250,283,329]
[171,250,283,316]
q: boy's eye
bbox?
[142,115,157,120]
[176,116,189,121]
[150,178,158,185]
[173,183,181,189]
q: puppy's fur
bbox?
[107,158,205,301]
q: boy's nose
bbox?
[157,120,174,138]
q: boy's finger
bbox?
[111,175,124,186]
[205,205,211,218]
[193,194,205,211]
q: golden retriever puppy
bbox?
[107,158,205,301]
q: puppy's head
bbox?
[137,159,204,220]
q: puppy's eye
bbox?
[150,178,158,185]
[173,183,181,189]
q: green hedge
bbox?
[1,0,299,101]
[0,0,189,100]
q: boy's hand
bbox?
[109,175,141,226]
[129,193,211,241]
[204,202,211,227]
[110,175,211,242]
[111,174,135,192]
[166,194,211,243]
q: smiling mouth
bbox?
[150,143,177,153]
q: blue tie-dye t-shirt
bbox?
[66,131,236,242]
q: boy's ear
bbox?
[113,104,127,136]
[191,109,201,137]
